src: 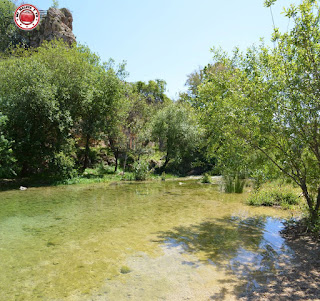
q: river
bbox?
[0,179,294,300]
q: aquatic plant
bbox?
[120,266,131,274]
[224,175,245,193]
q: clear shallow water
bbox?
[0,180,294,300]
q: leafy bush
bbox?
[97,162,114,175]
[49,151,77,180]
[248,188,299,209]
[0,113,16,178]
[133,160,149,181]
[201,173,211,184]
[251,170,266,191]
[76,147,99,168]
[121,172,135,181]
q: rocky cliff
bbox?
[28,7,76,47]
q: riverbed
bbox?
[0,180,295,300]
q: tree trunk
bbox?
[20,161,29,177]
[311,186,320,224]
[301,182,314,211]
[123,152,127,175]
[315,187,320,213]
[161,152,170,171]
[114,148,119,172]
[83,134,90,170]
[301,182,320,226]
[108,137,119,173]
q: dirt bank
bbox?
[241,233,320,300]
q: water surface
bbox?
[0,180,294,300]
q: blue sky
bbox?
[18,0,298,98]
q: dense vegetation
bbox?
[181,0,320,228]
[0,39,207,180]
[0,0,320,230]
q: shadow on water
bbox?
[0,178,55,191]
[155,215,295,299]
[241,235,320,301]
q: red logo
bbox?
[14,4,40,31]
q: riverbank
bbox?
[0,168,209,192]
[241,232,320,300]
[0,168,175,191]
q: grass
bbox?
[224,176,234,193]
[58,166,137,185]
[223,176,245,193]
[57,173,124,185]
[248,182,300,209]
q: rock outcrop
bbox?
[28,7,76,47]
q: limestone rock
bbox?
[28,7,76,47]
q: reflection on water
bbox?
[229,218,294,295]
[156,215,294,297]
[0,180,295,300]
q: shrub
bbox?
[0,113,16,178]
[76,147,99,168]
[133,160,149,181]
[201,173,211,184]
[97,162,114,175]
[121,172,135,181]
[248,187,299,209]
[49,151,77,180]
[251,170,266,191]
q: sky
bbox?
[16,0,299,99]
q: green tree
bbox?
[198,0,320,226]
[105,78,171,173]
[0,0,28,52]
[151,103,200,172]
[135,79,170,104]
[34,41,125,171]
[78,59,125,170]
[0,53,66,176]
[0,113,16,177]
[106,81,153,173]
[179,63,225,104]
[0,40,124,178]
